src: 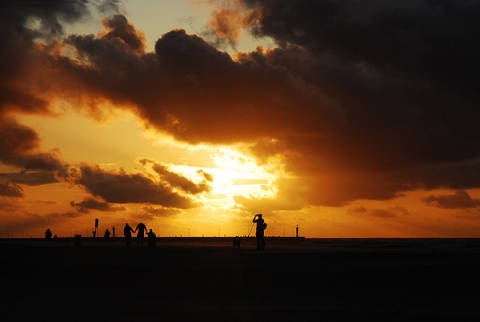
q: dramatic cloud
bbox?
[422,190,480,209]
[49,4,480,207]
[35,13,340,144]
[0,179,23,197]
[74,164,199,208]
[3,0,480,213]
[229,0,480,206]
[0,117,66,174]
[206,6,257,47]
[140,158,213,194]
[0,0,118,114]
[98,14,147,54]
[240,0,480,168]
[70,198,126,213]
[0,117,41,158]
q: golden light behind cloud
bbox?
[2,1,480,238]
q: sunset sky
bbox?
[2,0,480,238]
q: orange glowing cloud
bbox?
[207,7,257,45]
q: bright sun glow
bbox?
[144,129,281,209]
[170,145,279,210]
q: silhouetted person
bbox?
[104,229,110,240]
[233,236,241,249]
[124,223,134,245]
[147,229,156,249]
[45,228,52,241]
[253,214,266,250]
[135,222,148,245]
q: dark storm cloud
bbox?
[0,117,66,174]
[75,164,198,208]
[4,0,480,209]
[0,0,119,114]
[242,0,480,167]
[230,0,480,206]
[0,0,89,41]
[0,3,122,190]
[245,0,480,87]
[51,5,480,207]
[0,0,120,39]
[0,117,40,156]
[59,23,342,143]
[70,197,126,213]
[422,190,480,209]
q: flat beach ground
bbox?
[2,238,480,321]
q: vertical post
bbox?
[296,225,299,238]
[94,218,99,238]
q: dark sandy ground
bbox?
[2,238,480,321]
